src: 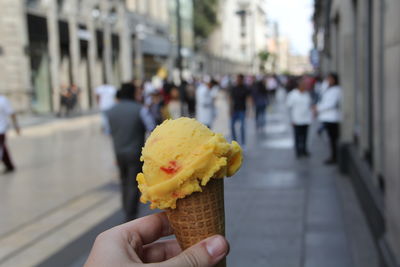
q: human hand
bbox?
[84,212,229,267]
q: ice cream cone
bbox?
[166,178,226,267]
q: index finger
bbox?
[118,212,173,245]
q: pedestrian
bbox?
[58,84,72,117]
[186,79,197,117]
[196,77,218,128]
[143,79,155,106]
[220,75,231,90]
[95,83,116,134]
[179,80,189,116]
[313,75,329,136]
[230,74,249,148]
[286,77,312,158]
[106,83,147,221]
[84,213,229,267]
[266,74,278,104]
[161,79,173,104]
[315,73,342,164]
[251,75,268,130]
[210,79,220,123]
[168,87,183,119]
[0,94,20,173]
[148,89,165,126]
[69,84,80,113]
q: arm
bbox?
[228,90,233,115]
[316,89,340,113]
[286,92,298,125]
[11,113,20,135]
[286,93,292,109]
[140,107,156,132]
[4,98,20,135]
[286,97,293,124]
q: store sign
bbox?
[310,48,319,68]
[317,28,324,51]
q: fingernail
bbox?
[205,235,227,258]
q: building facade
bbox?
[205,0,269,74]
[0,0,172,114]
[313,0,400,266]
[266,36,291,73]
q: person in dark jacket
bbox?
[251,76,268,130]
[106,83,146,221]
[230,74,250,147]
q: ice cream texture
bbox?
[137,117,242,209]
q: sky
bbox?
[265,0,314,56]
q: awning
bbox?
[141,35,171,57]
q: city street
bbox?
[1,0,399,265]
[0,92,380,267]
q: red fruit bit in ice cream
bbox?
[160,161,180,175]
[149,137,160,145]
[172,192,179,198]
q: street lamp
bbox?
[135,23,146,81]
[175,0,183,83]
[91,6,100,19]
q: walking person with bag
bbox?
[230,74,250,148]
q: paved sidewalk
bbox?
[15,110,99,129]
[69,91,379,267]
[221,91,379,267]
[0,115,119,266]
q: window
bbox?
[241,44,246,54]
[57,0,64,13]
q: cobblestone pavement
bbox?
[0,91,379,267]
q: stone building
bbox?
[313,0,400,266]
[205,0,269,74]
[0,0,172,113]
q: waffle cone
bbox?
[166,178,226,266]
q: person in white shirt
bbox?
[168,88,183,119]
[143,80,155,106]
[313,76,329,136]
[287,77,313,158]
[0,95,20,173]
[196,78,218,128]
[315,73,342,164]
[95,84,117,134]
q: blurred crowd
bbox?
[0,69,341,214]
[94,73,277,220]
[90,70,342,220]
[96,73,285,142]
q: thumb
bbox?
[160,235,229,267]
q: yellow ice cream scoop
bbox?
[137,117,242,209]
